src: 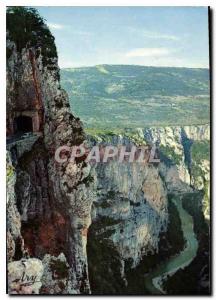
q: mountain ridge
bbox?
[62,64,209,71]
[60,65,210,128]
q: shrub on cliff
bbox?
[7,7,58,67]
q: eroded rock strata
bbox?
[86,125,210,294]
[7,7,94,294]
[6,8,210,295]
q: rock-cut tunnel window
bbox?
[14,115,33,134]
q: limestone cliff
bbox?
[87,159,168,293]
[6,7,210,295]
[86,124,210,293]
[7,7,95,294]
[142,125,210,219]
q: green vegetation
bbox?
[124,131,147,145]
[86,127,147,146]
[88,195,185,295]
[49,258,69,279]
[7,7,58,69]
[125,195,185,294]
[203,181,210,220]
[85,128,123,143]
[87,217,125,294]
[6,164,14,182]
[95,200,112,209]
[85,128,123,136]
[164,192,210,295]
[61,65,210,129]
[166,195,186,254]
[90,216,120,232]
[191,163,203,179]
[160,145,182,165]
[81,174,94,187]
[191,141,210,164]
[191,141,210,178]
[106,190,117,198]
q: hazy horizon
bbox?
[61,63,210,70]
[35,6,209,69]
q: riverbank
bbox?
[125,194,185,294]
[164,192,210,294]
[143,195,198,294]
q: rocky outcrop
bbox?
[141,125,210,219]
[87,155,168,294]
[8,258,44,294]
[7,151,23,262]
[7,7,95,294]
[91,161,168,263]
[86,123,210,292]
[6,7,210,295]
[40,253,77,294]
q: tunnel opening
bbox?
[14,115,33,134]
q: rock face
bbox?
[89,161,168,273]
[6,8,210,295]
[8,258,44,294]
[86,124,210,293]
[87,158,168,293]
[141,125,210,219]
[91,158,168,264]
[7,151,23,262]
[6,7,95,294]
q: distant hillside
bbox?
[60,65,210,129]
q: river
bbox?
[144,195,198,294]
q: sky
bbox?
[35,6,209,69]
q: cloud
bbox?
[128,28,180,41]
[47,23,93,37]
[141,30,179,41]
[47,23,64,30]
[125,48,171,58]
